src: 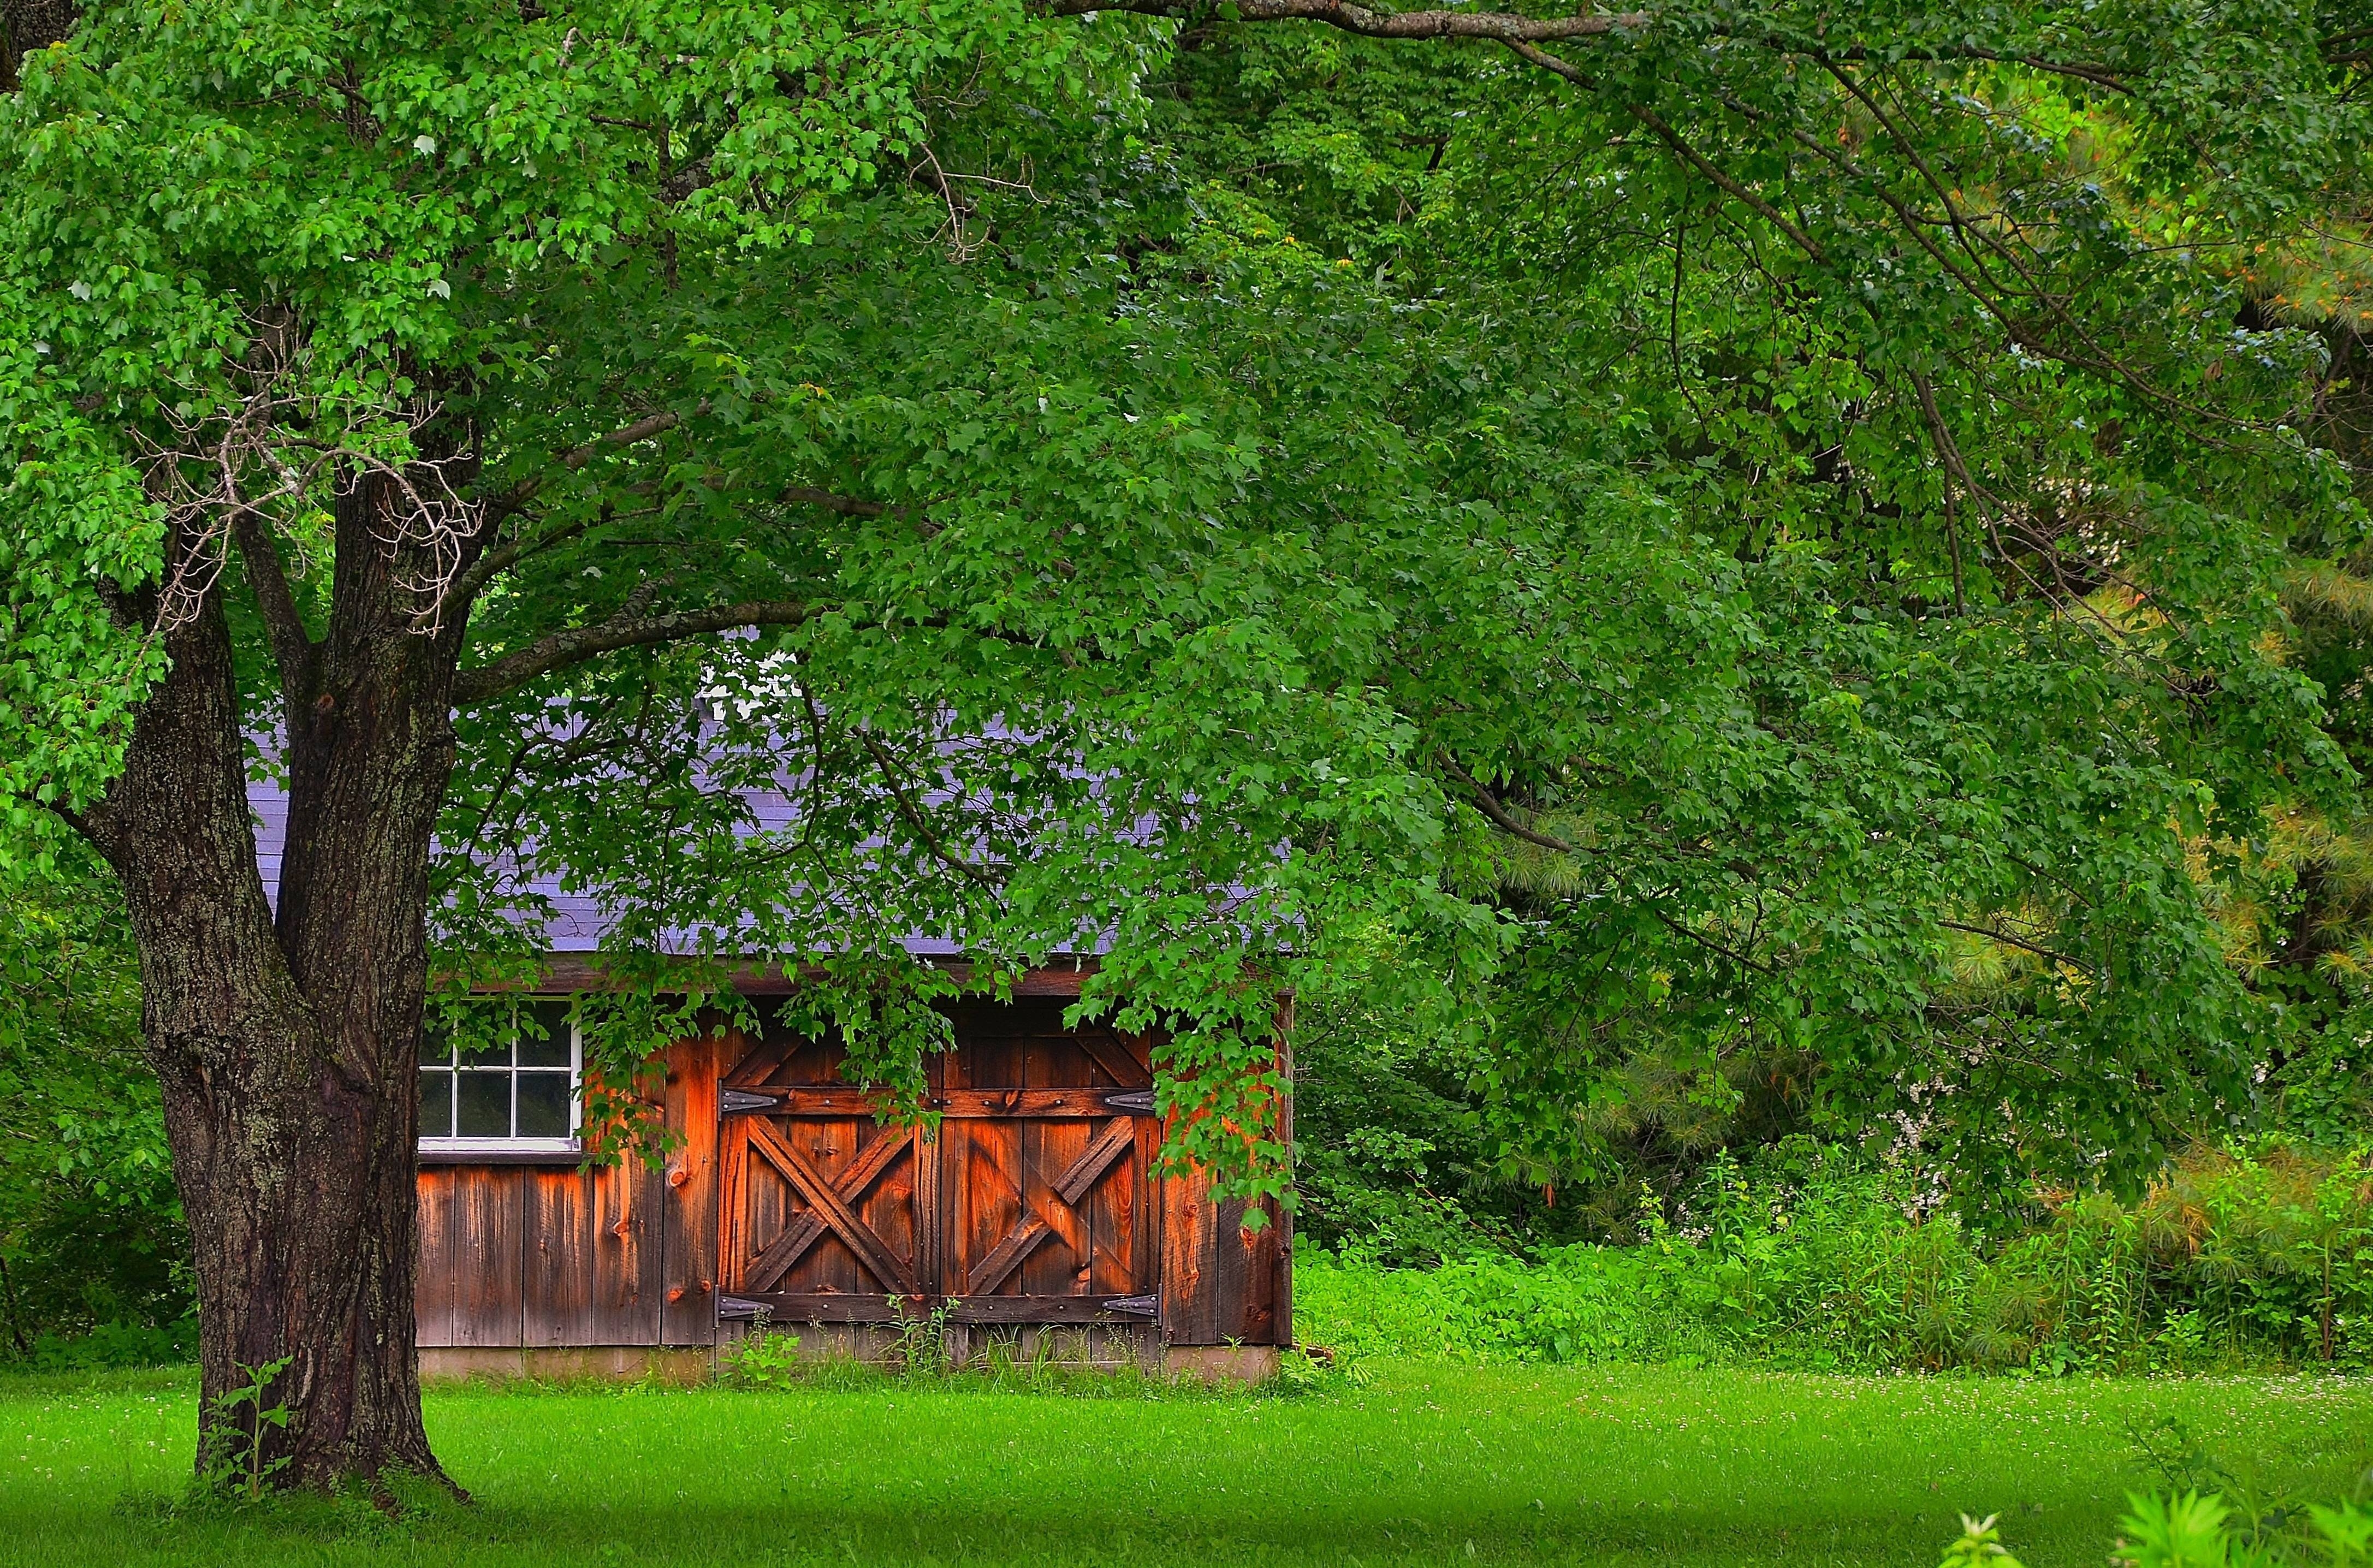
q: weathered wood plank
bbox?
[1273,1004,1295,1347]
[661,1032,721,1345]
[720,1291,916,1325]
[949,1296,1153,1325]
[1159,1153,1221,1346]
[591,1157,665,1345]
[451,1166,526,1347]
[950,1115,1022,1295]
[743,1125,912,1293]
[1085,1120,1139,1297]
[413,1166,459,1348]
[1074,1032,1151,1089]
[722,1026,797,1089]
[962,1217,1049,1296]
[1052,1118,1136,1208]
[523,1168,595,1347]
[757,1088,1150,1119]
[1022,1118,1090,1298]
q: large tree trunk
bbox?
[86,468,468,1492]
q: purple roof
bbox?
[249,774,1053,958]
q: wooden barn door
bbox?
[715,1030,929,1323]
[716,1006,1161,1328]
[936,1012,1160,1324]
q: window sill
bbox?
[417,1145,585,1167]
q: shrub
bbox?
[1296,1139,2373,1373]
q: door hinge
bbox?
[1100,1293,1159,1318]
[719,1089,780,1116]
[1106,1090,1158,1115]
[718,1296,768,1321]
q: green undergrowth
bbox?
[1299,1142,2373,1375]
[0,1361,2364,1566]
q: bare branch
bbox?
[452,598,821,704]
[1439,751,1777,974]
[454,408,692,602]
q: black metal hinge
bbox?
[1100,1294,1159,1318]
[719,1089,781,1116]
[717,1296,768,1321]
[1105,1090,1158,1115]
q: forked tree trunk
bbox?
[85,472,468,1491]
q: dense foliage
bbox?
[1298,1139,2373,1373]
[1,0,2367,1194]
[5,3,2373,1461]
[0,854,186,1357]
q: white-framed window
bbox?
[418,997,580,1152]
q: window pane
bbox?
[417,1070,454,1139]
[419,1012,458,1070]
[517,1001,572,1068]
[456,1072,511,1138]
[515,1072,572,1138]
[455,1012,509,1070]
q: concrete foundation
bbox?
[419,1336,1282,1385]
[418,1345,717,1385]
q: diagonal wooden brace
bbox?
[746,1119,920,1296]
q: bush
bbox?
[1296,1139,2373,1373]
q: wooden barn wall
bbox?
[416,1033,724,1349]
[1154,1000,1292,1347]
[416,995,1292,1351]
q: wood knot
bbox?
[667,1167,691,1188]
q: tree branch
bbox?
[1937,918,2093,975]
[453,408,694,605]
[1438,752,1775,976]
[1045,0,1647,44]
[857,730,1002,889]
[232,513,318,701]
[452,599,820,704]
[1048,2,2135,91]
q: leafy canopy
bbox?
[2,0,2369,1196]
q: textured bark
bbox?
[1,0,78,93]
[85,465,471,1492]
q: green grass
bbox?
[0,1363,2362,1566]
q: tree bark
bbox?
[84,464,469,1493]
[1,0,79,94]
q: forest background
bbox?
[4,1,2373,1383]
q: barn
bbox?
[251,781,1293,1384]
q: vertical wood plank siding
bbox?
[417,990,1289,1349]
[660,1031,722,1345]
[416,1035,717,1349]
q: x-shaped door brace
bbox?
[963,1116,1139,1296]
[742,1120,919,1296]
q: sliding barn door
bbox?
[716,1007,1160,1327]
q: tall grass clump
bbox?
[1297,1139,2373,1374]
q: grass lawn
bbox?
[0,1362,2360,1566]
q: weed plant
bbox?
[1300,1139,2373,1374]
